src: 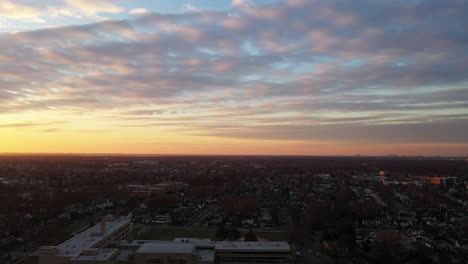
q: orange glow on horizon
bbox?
[1,126,466,156]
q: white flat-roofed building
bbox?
[136,242,195,254]
[35,216,132,264]
[197,249,215,264]
[70,248,119,263]
[33,219,293,264]
[174,238,214,249]
[215,242,292,264]
[133,242,197,264]
[121,182,189,198]
[108,239,292,264]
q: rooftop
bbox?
[197,249,215,262]
[215,242,290,252]
[127,239,173,245]
[136,243,195,254]
[55,218,130,256]
[71,248,118,261]
[174,238,214,248]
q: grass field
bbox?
[132,225,144,236]
[254,231,289,242]
[136,227,289,242]
[137,227,216,240]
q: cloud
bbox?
[0,0,467,149]
[0,123,40,128]
[58,0,123,18]
[0,1,43,20]
[0,121,66,128]
[0,0,124,28]
[232,0,247,7]
[194,119,468,144]
[129,8,151,16]
[183,4,199,12]
[37,128,60,133]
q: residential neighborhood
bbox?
[0,155,467,263]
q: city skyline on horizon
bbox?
[1,0,467,156]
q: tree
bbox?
[215,225,228,240]
[244,230,258,241]
[223,195,257,215]
[227,227,241,241]
[146,194,177,211]
[126,197,137,209]
[215,225,241,241]
[372,230,404,264]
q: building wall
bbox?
[215,251,291,264]
[37,255,71,264]
[133,253,195,264]
[36,219,132,264]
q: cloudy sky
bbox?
[1,0,467,156]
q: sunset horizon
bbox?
[1,0,467,156]
[1,2,467,262]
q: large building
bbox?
[33,217,293,264]
[121,182,189,198]
[215,242,292,264]
[35,216,132,264]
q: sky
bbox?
[0,0,467,156]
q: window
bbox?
[168,258,187,264]
[146,258,163,264]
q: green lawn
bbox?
[137,227,216,240]
[132,225,143,236]
[255,231,290,242]
[136,227,289,242]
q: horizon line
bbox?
[0,152,465,158]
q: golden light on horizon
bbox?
[0,0,467,156]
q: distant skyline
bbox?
[1,0,467,156]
